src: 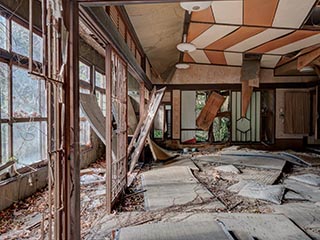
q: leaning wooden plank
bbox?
[196,92,225,131]
[128,87,166,173]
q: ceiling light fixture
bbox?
[175,63,190,69]
[180,1,212,14]
[177,34,196,52]
[299,66,314,73]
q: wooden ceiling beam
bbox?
[297,47,320,71]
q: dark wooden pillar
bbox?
[63,0,80,239]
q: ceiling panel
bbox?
[187,22,213,42]
[204,51,227,65]
[227,28,293,52]
[272,0,316,28]
[260,55,282,68]
[224,52,243,66]
[206,26,265,51]
[191,25,239,49]
[191,7,215,23]
[183,53,195,63]
[211,1,243,25]
[189,50,211,64]
[250,30,318,53]
[243,0,279,27]
[268,33,320,54]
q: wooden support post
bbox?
[63,0,80,239]
[316,85,320,140]
[105,45,113,214]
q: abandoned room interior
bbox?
[2,0,320,239]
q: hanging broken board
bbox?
[128,87,166,173]
[196,92,225,131]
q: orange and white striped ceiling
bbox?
[184,0,320,68]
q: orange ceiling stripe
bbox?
[191,7,215,23]
[204,51,227,65]
[250,30,319,53]
[183,53,195,63]
[244,0,279,27]
[187,22,212,42]
[205,26,265,51]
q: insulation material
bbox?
[238,182,285,204]
[196,92,225,131]
[128,87,166,173]
[128,96,138,135]
[289,174,320,187]
[147,137,178,161]
[48,0,63,19]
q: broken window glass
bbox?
[0,15,7,50]
[1,124,9,163]
[95,70,105,89]
[0,62,9,119]
[13,121,47,166]
[79,61,90,83]
[12,66,46,118]
[11,21,43,62]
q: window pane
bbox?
[0,15,7,50]
[80,88,91,145]
[12,66,46,118]
[1,124,9,163]
[96,91,106,116]
[33,33,43,62]
[0,62,9,118]
[12,21,29,57]
[13,121,47,166]
[95,71,105,88]
[79,61,90,83]
[11,21,43,62]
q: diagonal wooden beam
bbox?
[297,47,320,71]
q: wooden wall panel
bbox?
[172,90,181,139]
[284,92,310,134]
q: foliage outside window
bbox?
[0,15,7,50]
[80,87,91,146]
[11,21,43,63]
[79,61,91,83]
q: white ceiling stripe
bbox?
[191,25,239,49]
[272,0,316,28]
[188,50,211,64]
[224,52,243,66]
[268,33,320,55]
[260,55,282,68]
[211,1,243,25]
[227,28,293,52]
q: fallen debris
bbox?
[214,165,240,174]
[238,182,285,204]
[289,173,320,187]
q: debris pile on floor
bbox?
[1,146,320,240]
